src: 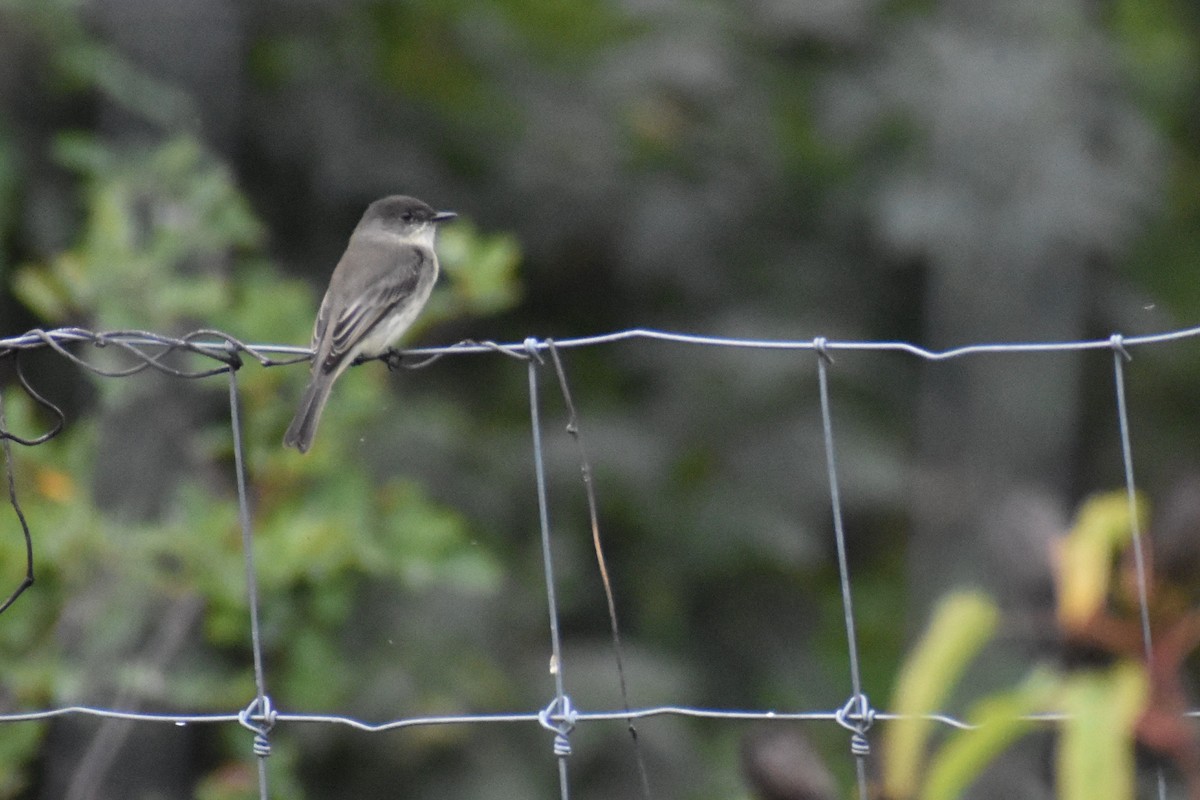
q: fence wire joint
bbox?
[835,693,875,757]
[1110,333,1132,362]
[538,695,577,757]
[238,695,277,758]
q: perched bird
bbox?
[283,195,456,453]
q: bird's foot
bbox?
[382,348,405,371]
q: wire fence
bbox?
[3,323,1200,800]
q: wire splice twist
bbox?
[1109,332,1132,362]
[835,693,875,757]
[813,336,834,364]
[538,695,578,757]
[238,695,277,758]
[523,336,545,364]
[224,339,244,370]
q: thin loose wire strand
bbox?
[0,389,34,614]
[546,339,653,800]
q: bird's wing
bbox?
[310,295,329,351]
[316,240,432,373]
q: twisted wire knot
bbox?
[523,336,545,364]
[835,693,875,757]
[238,695,277,758]
[813,336,834,364]
[1109,333,1132,362]
[538,695,577,757]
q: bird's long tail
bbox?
[283,370,338,453]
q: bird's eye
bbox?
[400,211,414,222]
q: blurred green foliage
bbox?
[920,670,1057,800]
[1111,0,1200,317]
[424,218,521,323]
[0,128,516,796]
[1058,664,1146,800]
[883,591,1000,798]
[3,0,195,128]
[1,81,519,800]
[1054,491,1148,633]
[879,487,1200,800]
[15,134,261,329]
[882,589,1147,800]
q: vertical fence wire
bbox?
[228,363,273,800]
[814,342,872,800]
[1109,336,1167,800]
[525,339,573,800]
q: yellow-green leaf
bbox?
[1058,663,1146,800]
[1057,491,1147,631]
[922,669,1059,800]
[883,591,1000,799]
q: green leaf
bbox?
[922,670,1059,800]
[1057,491,1147,631]
[12,257,75,320]
[424,218,522,325]
[1058,663,1146,800]
[883,591,1000,799]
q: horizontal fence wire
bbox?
[5,323,1200,359]
[1,324,1197,800]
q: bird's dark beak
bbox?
[433,211,457,223]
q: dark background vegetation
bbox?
[1,0,1199,798]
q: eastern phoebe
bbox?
[283,195,456,453]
